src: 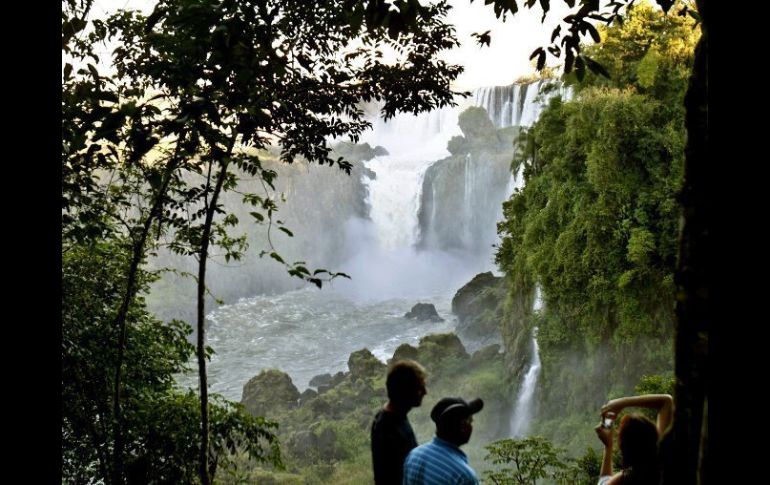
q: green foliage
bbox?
[635,374,676,396]
[63,0,468,481]
[62,241,281,483]
[484,436,591,485]
[495,2,696,455]
[574,1,699,105]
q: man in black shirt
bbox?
[371,360,427,485]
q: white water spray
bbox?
[510,286,543,437]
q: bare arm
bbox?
[601,394,674,435]
[594,423,614,477]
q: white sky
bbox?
[444,0,573,89]
[81,0,575,91]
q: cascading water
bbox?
[174,81,565,399]
[472,80,572,129]
[359,106,460,250]
[509,286,544,437]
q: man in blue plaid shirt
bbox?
[402,397,484,485]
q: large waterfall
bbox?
[169,80,564,399]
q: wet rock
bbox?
[241,369,300,417]
[470,344,502,367]
[391,343,419,363]
[309,373,332,388]
[348,348,386,381]
[417,333,469,364]
[404,302,444,322]
[299,388,318,406]
[452,272,505,341]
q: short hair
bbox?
[386,360,426,402]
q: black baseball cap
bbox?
[430,397,484,424]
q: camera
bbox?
[602,415,614,429]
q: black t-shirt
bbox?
[371,408,418,485]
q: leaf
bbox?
[62,18,87,46]
[509,0,519,15]
[656,0,674,14]
[548,46,561,57]
[564,48,575,74]
[87,63,100,80]
[278,227,294,237]
[584,56,610,79]
[529,47,544,60]
[472,30,492,48]
[144,8,165,33]
[536,50,546,71]
[539,0,550,21]
[551,25,561,43]
[63,63,73,80]
[269,252,284,264]
[249,212,264,222]
[584,21,601,43]
[575,55,585,81]
[93,91,119,103]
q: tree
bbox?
[472,1,708,483]
[62,240,282,484]
[484,436,590,485]
[63,0,467,483]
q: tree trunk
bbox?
[111,158,178,485]
[197,158,231,485]
[663,0,709,484]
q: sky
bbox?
[81,0,575,91]
[443,0,573,89]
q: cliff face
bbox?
[417,107,520,262]
[451,272,505,345]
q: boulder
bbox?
[348,348,386,380]
[451,272,505,341]
[309,373,332,388]
[391,343,419,363]
[285,426,344,463]
[470,344,502,367]
[404,302,444,322]
[452,272,501,321]
[318,371,346,394]
[241,369,300,417]
[299,388,318,406]
[417,333,469,364]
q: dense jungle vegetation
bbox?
[495,1,699,453]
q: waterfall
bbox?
[509,286,544,437]
[471,80,572,130]
[359,105,460,249]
